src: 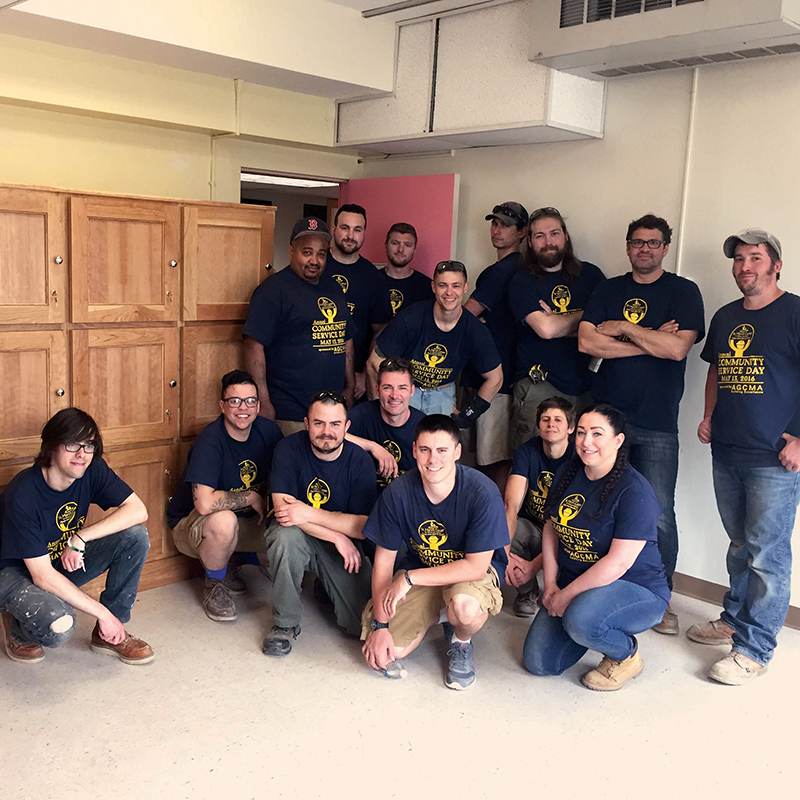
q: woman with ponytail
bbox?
[522,404,669,691]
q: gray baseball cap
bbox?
[723,228,782,259]
[485,202,529,228]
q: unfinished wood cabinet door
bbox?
[72,327,179,446]
[70,196,180,323]
[0,187,68,324]
[182,204,274,321]
[0,330,70,461]
[84,444,179,560]
[181,324,246,436]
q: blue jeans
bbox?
[409,383,456,416]
[712,460,800,665]
[523,580,667,676]
[0,525,149,646]
[626,424,679,589]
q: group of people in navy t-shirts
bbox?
[1,204,798,691]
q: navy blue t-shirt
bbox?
[270,432,377,516]
[701,292,800,467]
[381,269,432,316]
[582,271,705,433]
[326,254,393,371]
[509,262,606,395]
[167,416,283,528]
[363,464,509,582]
[376,301,501,390]
[545,462,669,603]
[243,267,353,421]
[462,252,522,394]
[0,459,132,569]
[510,438,575,526]
[348,400,427,491]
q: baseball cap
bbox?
[723,228,782,259]
[290,217,331,243]
[485,202,529,228]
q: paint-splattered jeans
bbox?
[0,525,149,647]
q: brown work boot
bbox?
[651,605,679,635]
[2,612,45,664]
[686,618,734,646]
[223,565,247,596]
[203,577,237,621]
[90,623,155,665]
[582,646,644,692]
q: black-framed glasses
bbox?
[223,396,259,408]
[530,207,562,221]
[627,238,665,250]
[64,442,97,454]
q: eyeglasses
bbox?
[529,207,562,221]
[64,442,97,454]
[627,238,665,250]
[223,396,259,408]
[310,390,347,405]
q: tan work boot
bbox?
[651,605,679,635]
[2,612,45,664]
[708,651,766,685]
[686,618,734,646]
[582,649,644,691]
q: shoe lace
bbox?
[447,642,471,671]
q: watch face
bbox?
[370,619,388,631]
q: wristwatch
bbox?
[370,619,390,631]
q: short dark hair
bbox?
[377,357,413,384]
[34,407,103,468]
[433,260,467,280]
[536,396,576,429]
[524,209,584,282]
[334,204,367,227]
[221,370,257,399]
[414,414,461,445]
[307,390,348,416]
[385,222,417,246]
[627,214,672,245]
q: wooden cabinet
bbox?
[0,187,67,324]
[70,196,180,323]
[0,330,70,461]
[182,204,273,321]
[180,323,246,436]
[72,327,179,447]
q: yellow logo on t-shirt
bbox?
[552,285,571,313]
[50,502,87,561]
[411,519,464,567]
[410,343,453,389]
[524,469,555,522]
[623,298,647,324]
[390,289,403,315]
[239,460,257,489]
[318,297,338,323]
[333,274,349,294]
[551,494,596,564]
[56,502,78,532]
[717,324,764,395]
[557,494,584,526]
[312,297,347,354]
[307,478,330,508]
[383,440,401,463]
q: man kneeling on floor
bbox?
[168,370,283,621]
[361,414,509,690]
[0,408,153,665]
[263,390,377,656]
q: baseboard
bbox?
[673,572,800,631]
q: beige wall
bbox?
[362,59,800,602]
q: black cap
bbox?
[290,217,331,243]
[485,202,529,228]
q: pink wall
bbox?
[339,174,458,277]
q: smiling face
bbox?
[220,383,259,437]
[377,369,414,422]
[305,401,349,457]
[413,430,461,490]
[288,234,329,283]
[732,242,781,298]
[49,442,94,487]
[574,411,624,479]
[538,406,574,448]
[333,211,366,256]
[432,269,467,313]
[529,217,567,269]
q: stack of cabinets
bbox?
[0,184,274,592]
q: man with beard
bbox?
[579,213,705,636]
[509,207,605,449]
[243,217,354,436]
[462,202,528,488]
[691,229,800,684]
[381,223,432,316]
[262,391,378,656]
[327,204,393,399]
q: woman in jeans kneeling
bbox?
[522,404,669,691]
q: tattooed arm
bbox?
[192,483,266,522]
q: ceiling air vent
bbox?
[559,0,704,29]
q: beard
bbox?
[310,435,342,455]
[387,252,413,268]
[535,245,565,269]
[334,235,360,255]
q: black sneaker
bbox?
[262,625,301,657]
[445,640,476,691]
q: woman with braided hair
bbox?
[522,404,669,691]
